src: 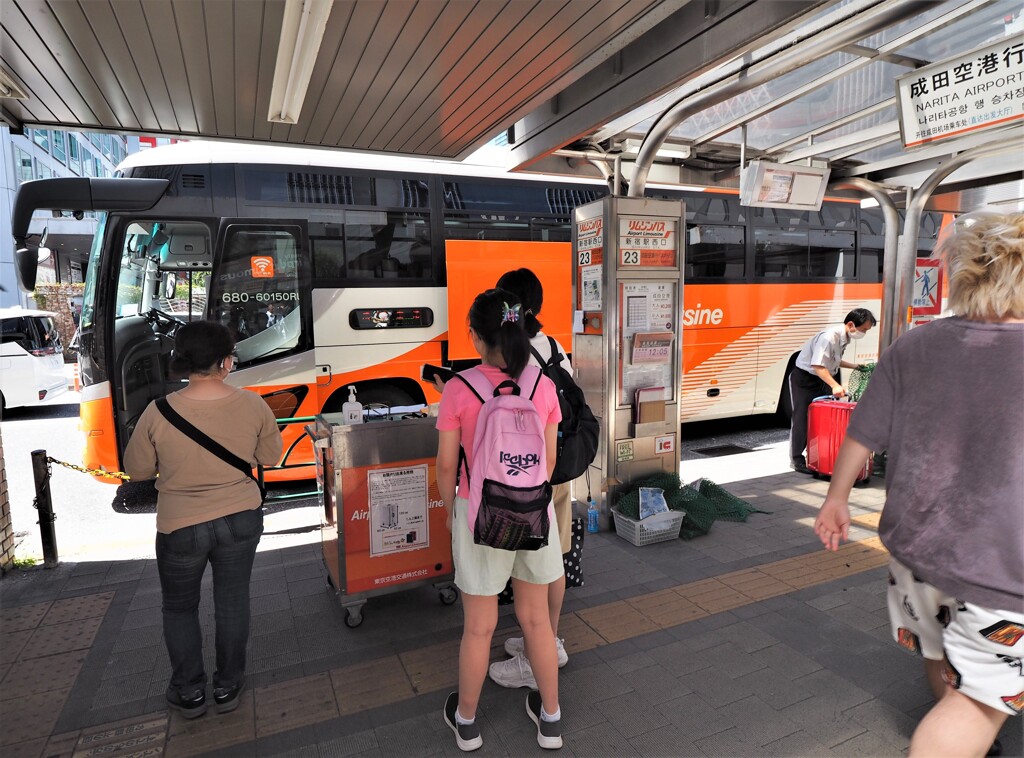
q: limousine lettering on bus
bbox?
[683,304,724,326]
[350,498,445,521]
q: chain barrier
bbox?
[43,456,132,481]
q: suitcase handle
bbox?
[812,395,853,403]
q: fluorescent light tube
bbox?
[268,0,334,124]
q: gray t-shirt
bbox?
[847,316,1024,612]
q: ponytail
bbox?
[467,288,530,378]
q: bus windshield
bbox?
[80,213,107,331]
[114,221,211,322]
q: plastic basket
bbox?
[611,508,685,547]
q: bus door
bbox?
[206,220,315,460]
[208,219,315,413]
[108,219,213,447]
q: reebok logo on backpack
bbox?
[455,365,552,552]
[531,336,600,485]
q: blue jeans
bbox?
[156,507,263,695]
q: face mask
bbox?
[850,330,866,341]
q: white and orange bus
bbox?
[11,142,944,484]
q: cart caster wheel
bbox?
[344,609,364,628]
[439,587,459,605]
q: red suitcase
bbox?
[806,397,871,483]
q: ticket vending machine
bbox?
[572,197,684,528]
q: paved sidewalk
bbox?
[1,468,1021,758]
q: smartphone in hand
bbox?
[421,364,454,385]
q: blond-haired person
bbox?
[815,211,1024,757]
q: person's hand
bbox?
[814,497,850,551]
[445,506,453,532]
[832,384,848,398]
[432,376,446,393]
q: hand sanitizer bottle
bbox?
[342,385,363,425]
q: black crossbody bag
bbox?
[155,397,266,503]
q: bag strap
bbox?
[155,397,266,501]
[545,335,565,369]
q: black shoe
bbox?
[166,687,207,719]
[213,677,245,714]
[525,690,562,750]
[443,691,483,752]
[790,459,811,474]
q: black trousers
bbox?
[788,368,837,462]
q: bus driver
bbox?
[788,308,875,474]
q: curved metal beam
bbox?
[628,0,932,197]
[893,133,1023,342]
[833,178,901,354]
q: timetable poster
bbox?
[619,281,675,405]
[576,217,604,311]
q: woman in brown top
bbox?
[125,321,282,719]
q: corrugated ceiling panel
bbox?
[115,0,181,132]
[48,1,138,130]
[338,0,447,147]
[298,0,363,145]
[3,2,94,124]
[76,0,149,130]
[144,1,198,133]
[412,0,570,155]
[206,0,237,136]
[251,1,287,142]
[351,1,476,150]
[233,0,265,138]
[427,0,658,156]
[173,0,218,135]
[376,2,507,151]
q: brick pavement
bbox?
[1,469,1020,757]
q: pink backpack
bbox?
[455,365,552,551]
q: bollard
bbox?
[30,450,59,567]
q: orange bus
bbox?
[11,142,944,484]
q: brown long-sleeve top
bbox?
[124,388,283,534]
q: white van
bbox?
[0,308,68,413]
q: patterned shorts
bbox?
[887,558,1024,716]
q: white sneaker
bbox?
[489,653,537,689]
[502,636,569,667]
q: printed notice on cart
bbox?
[367,465,429,557]
[619,217,677,268]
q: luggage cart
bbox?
[307,413,458,628]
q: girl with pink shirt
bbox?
[436,288,564,751]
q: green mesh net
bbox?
[614,474,768,541]
[848,362,876,402]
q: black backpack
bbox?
[530,336,600,485]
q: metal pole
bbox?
[30,450,58,567]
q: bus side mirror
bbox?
[14,245,38,293]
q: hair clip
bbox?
[501,302,521,325]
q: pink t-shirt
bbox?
[436,363,561,500]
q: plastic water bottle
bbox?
[587,499,599,533]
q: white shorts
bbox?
[451,497,564,597]
[887,558,1024,716]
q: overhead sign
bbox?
[912,259,944,316]
[896,38,1024,148]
